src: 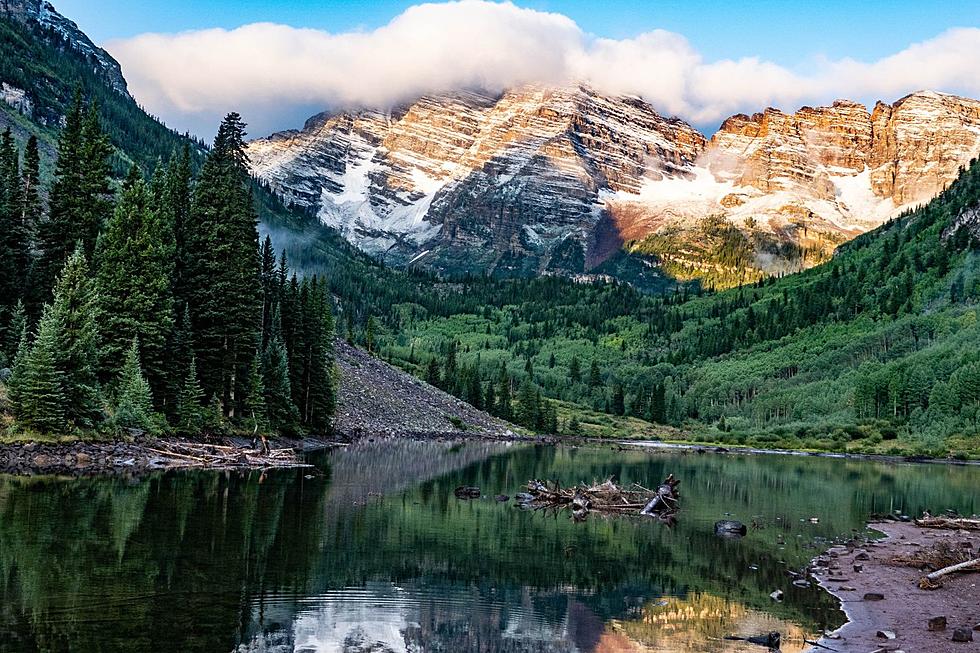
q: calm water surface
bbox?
[0,441,978,653]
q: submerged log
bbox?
[523,475,680,522]
[640,474,680,515]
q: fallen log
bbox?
[919,557,980,590]
[915,515,980,531]
[640,474,680,515]
[523,475,679,521]
[146,440,312,470]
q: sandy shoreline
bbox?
[809,521,979,652]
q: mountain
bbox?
[249,85,980,287]
[0,0,128,97]
[0,0,201,175]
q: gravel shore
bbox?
[810,521,979,652]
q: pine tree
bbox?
[36,96,112,300]
[648,383,666,424]
[365,316,377,353]
[259,235,277,347]
[174,355,205,435]
[465,367,483,409]
[3,300,26,363]
[262,308,299,435]
[0,129,23,319]
[569,355,581,384]
[297,278,335,431]
[516,378,538,427]
[95,166,174,400]
[484,381,496,414]
[496,364,512,420]
[611,383,626,416]
[77,103,114,259]
[184,113,261,416]
[442,340,458,392]
[112,339,157,433]
[50,249,101,427]
[17,135,40,291]
[589,359,602,388]
[244,349,269,434]
[164,144,194,307]
[425,357,441,386]
[9,305,66,433]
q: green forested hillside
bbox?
[323,159,980,456]
[2,6,979,454]
[0,13,205,176]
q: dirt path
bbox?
[810,521,979,652]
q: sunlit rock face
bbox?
[249,87,980,281]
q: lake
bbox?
[0,441,978,652]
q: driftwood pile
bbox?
[521,474,680,522]
[908,513,980,589]
[915,514,980,531]
[146,440,311,470]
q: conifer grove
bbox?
[0,99,337,437]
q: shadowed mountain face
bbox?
[248,86,980,286]
[2,442,979,652]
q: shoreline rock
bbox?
[809,521,980,652]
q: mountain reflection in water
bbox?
[1,440,978,653]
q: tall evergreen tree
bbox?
[95,166,175,401]
[17,135,40,291]
[0,129,23,321]
[174,355,205,435]
[50,249,101,427]
[8,305,66,433]
[259,235,277,347]
[262,308,299,434]
[496,364,512,421]
[36,95,112,300]
[3,300,26,363]
[164,143,194,307]
[184,113,261,416]
[296,278,336,431]
[112,339,157,433]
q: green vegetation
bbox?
[626,214,840,290]
[0,105,336,440]
[311,159,980,456]
[0,13,204,174]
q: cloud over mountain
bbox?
[105,0,980,138]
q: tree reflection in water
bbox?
[1,440,978,652]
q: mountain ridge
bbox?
[249,85,980,287]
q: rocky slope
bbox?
[0,0,129,96]
[249,87,980,283]
[333,339,514,439]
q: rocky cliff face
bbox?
[248,87,980,282]
[0,0,129,96]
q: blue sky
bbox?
[59,0,980,66]
[60,0,980,139]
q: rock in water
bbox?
[715,520,747,537]
[952,628,974,642]
[453,486,480,499]
[928,616,947,631]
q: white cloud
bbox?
[105,0,980,139]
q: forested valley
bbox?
[303,159,980,456]
[2,7,980,455]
